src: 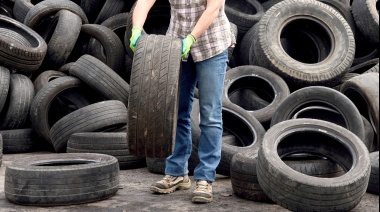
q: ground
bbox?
[0,152,378,212]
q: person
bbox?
[129,0,235,204]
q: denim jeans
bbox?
[165,50,228,182]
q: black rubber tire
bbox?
[0,15,47,72]
[364,63,379,74]
[0,74,34,130]
[50,100,128,153]
[257,119,371,211]
[349,58,380,74]
[146,157,166,174]
[1,129,35,154]
[58,62,75,74]
[0,66,10,113]
[367,151,379,194]
[0,1,14,19]
[30,76,98,146]
[33,70,67,93]
[124,1,170,58]
[88,13,129,64]
[39,10,82,70]
[225,0,264,42]
[231,151,345,202]
[271,86,367,147]
[4,153,119,206]
[12,0,41,23]
[80,0,106,23]
[67,132,146,170]
[69,54,129,106]
[340,73,379,151]
[317,0,356,34]
[24,0,88,29]
[94,0,127,24]
[351,0,379,44]
[81,24,125,74]
[128,35,181,158]
[253,0,355,88]
[223,65,290,127]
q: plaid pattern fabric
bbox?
[167,0,235,62]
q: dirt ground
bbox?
[0,152,379,212]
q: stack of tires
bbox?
[0,0,378,209]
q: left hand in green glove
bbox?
[181,34,196,59]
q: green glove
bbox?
[130,27,142,52]
[181,34,196,59]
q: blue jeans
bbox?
[165,50,228,182]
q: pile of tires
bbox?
[0,0,378,209]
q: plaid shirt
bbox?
[166,0,235,62]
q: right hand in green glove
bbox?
[181,34,196,59]
[130,27,142,52]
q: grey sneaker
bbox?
[192,180,213,203]
[150,175,191,194]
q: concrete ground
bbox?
[0,152,379,212]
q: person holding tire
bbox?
[130,0,235,204]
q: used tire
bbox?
[253,0,355,88]
[257,119,371,211]
[351,0,379,44]
[50,100,128,152]
[128,35,181,158]
[1,129,35,154]
[340,73,380,150]
[0,15,47,72]
[0,66,10,113]
[367,151,379,194]
[69,54,129,105]
[0,134,2,165]
[4,153,119,206]
[223,65,290,128]
[33,70,67,93]
[0,74,34,130]
[94,0,127,24]
[67,132,146,170]
[271,86,367,147]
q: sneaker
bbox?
[150,175,191,194]
[192,180,213,203]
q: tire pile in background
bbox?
[0,0,378,210]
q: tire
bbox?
[127,35,181,158]
[146,157,166,174]
[80,0,106,23]
[94,0,127,24]
[88,13,129,64]
[81,24,125,74]
[367,151,379,194]
[0,74,34,130]
[30,76,99,145]
[0,1,14,18]
[12,0,38,23]
[24,0,88,29]
[0,66,10,113]
[253,0,355,88]
[225,0,264,42]
[364,63,379,74]
[351,0,379,44]
[257,119,371,211]
[0,15,47,72]
[39,10,82,70]
[58,62,75,74]
[33,70,67,93]
[231,151,344,202]
[223,65,290,128]
[1,129,35,154]
[69,54,129,106]
[67,132,146,170]
[317,0,355,34]
[340,73,379,150]
[4,153,119,206]
[50,100,128,153]
[349,58,380,74]
[124,1,170,58]
[271,86,367,147]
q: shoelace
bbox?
[196,181,210,192]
